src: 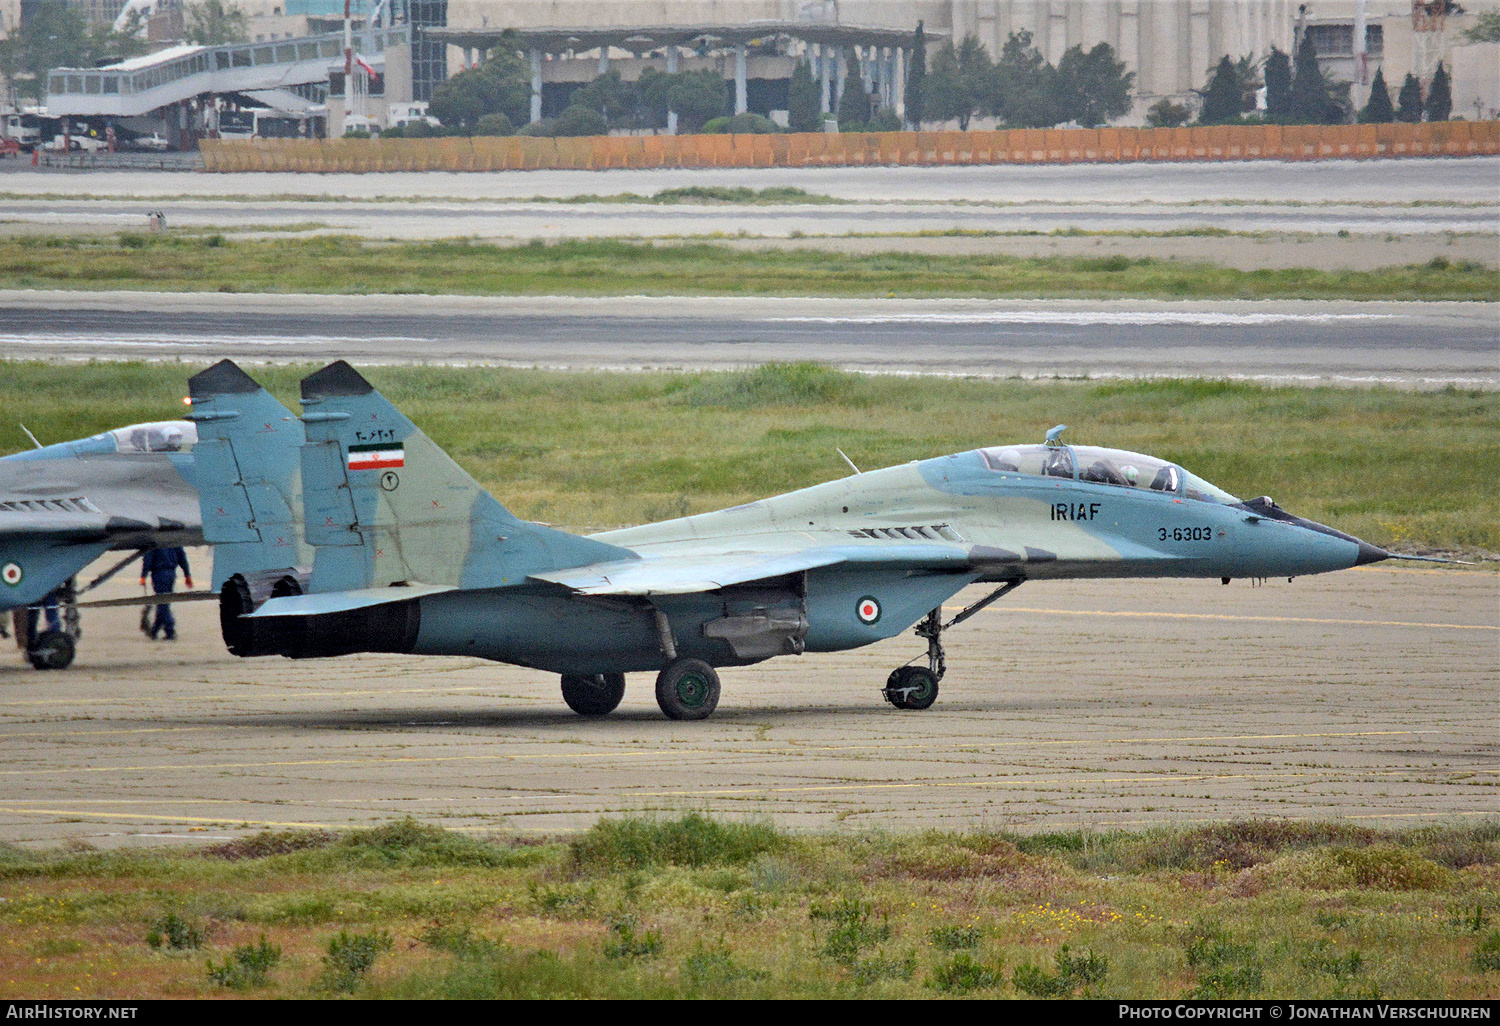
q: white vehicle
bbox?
[388,102,439,129]
[132,132,169,152]
[2,113,41,149]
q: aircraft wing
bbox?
[529,543,974,597]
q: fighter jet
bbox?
[0,419,204,668]
[191,359,1449,720]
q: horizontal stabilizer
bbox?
[75,590,219,609]
[247,582,455,619]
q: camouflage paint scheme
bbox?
[0,423,201,613]
[189,360,1392,717]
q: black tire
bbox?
[27,630,75,671]
[654,658,720,721]
[560,673,626,716]
[884,666,938,710]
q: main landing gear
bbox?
[882,580,1022,711]
[560,673,626,717]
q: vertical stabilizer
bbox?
[297,361,630,594]
[187,360,310,589]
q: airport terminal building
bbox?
[7,0,1498,137]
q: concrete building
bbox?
[6,1,1497,125]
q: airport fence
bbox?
[200,120,1500,173]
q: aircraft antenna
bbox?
[836,448,861,475]
[18,423,43,449]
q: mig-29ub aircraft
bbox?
[190,358,1439,722]
[1,419,205,668]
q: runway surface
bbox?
[0,559,1491,847]
[1,292,1494,387]
[4,157,1497,204]
[2,158,1494,240]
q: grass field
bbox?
[1,233,1495,300]
[1,362,1494,554]
[0,816,1495,999]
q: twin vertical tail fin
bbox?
[193,360,632,658]
[296,360,627,595]
[187,360,310,591]
[187,360,312,655]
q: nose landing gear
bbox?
[881,579,1022,711]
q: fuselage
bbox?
[410,442,1385,676]
[0,421,201,610]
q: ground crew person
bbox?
[140,547,193,641]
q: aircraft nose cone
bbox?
[1355,538,1390,566]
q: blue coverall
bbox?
[140,547,192,640]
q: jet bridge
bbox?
[44,25,410,119]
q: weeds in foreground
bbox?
[1473,932,1500,974]
[1012,945,1110,997]
[1184,922,1264,999]
[930,952,1005,994]
[145,911,202,951]
[319,929,392,993]
[811,897,892,964]
[603,915,661,960]
[206,936,282,989]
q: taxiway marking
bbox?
[0,729,1450,775]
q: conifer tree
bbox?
[1264,47,1293,121]
[1396,72,1424,123]
[1199,55,1242,124]
[1290,32,1334,123]
[905,21,927,128]
[1358,66,1394,123]
[1424,61,1452,121]
[786,59,821,132]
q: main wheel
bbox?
[560,673,626,716]
[883,666,938,710]
[27,630,75,671]
[654,658,720,721]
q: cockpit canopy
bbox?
[977,443,1239,504]
[103,420,197,454]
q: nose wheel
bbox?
[881,581,1023,711]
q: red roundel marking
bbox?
[1,563,22,586]
[856,596,881,624]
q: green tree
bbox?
[1396,72,1424,123]
[1264,46,1293,121]
[994,30,1060,127]
[664,69,727,132]
[1425,61,1452,121]
[905,20,927,128]
[427,48,530,132]
[836,81,871,130]
[5,1,87,102]
[1146,97,1190,128]
[553,104,606,136]
[786,59,821,132]
[1357,66,1395,123]
[1290,32,1336,123]
[571,69,637,128]
[1199,53,1262,121]
[1462,10,1500,42]
[1054,42,1132,127]
[634,67,672,129]
[924,34,994,130]
[1199,55,1242,124]
[185,0,249,46]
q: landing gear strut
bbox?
[21,577,79,671]
[882,579,1022,711]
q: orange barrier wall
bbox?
[200,120,1500,173]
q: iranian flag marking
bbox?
[348,442,404,471]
